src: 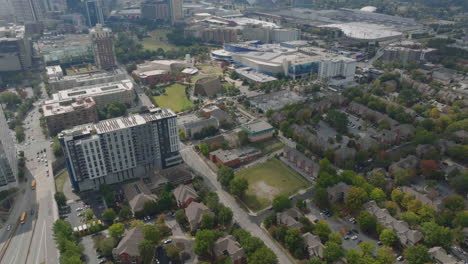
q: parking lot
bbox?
[62,194,106,228]
[305,200,380,250]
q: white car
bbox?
[163,239,172,244]
[351,235,358,240]
[6,225,11,231]
[396,256,403,261]
[76,207,83,212]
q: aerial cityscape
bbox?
[0,0,466,263]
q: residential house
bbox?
[364,201,423,247]
[241,120,274,143]
[122,181,158,214]
[302,233,325,259]
[185,201,212,231]
[112,227,145,264]
[428,247,463,264]
[373,129,399,145]
[276,208,304,229]
[388,155,420,175]
[347,102,399,127]
[399,186,444,212]
[149,163,193,192]
[283,146,317,177]
[182,117,219,138]
[393,124,416,140]
[327,182,351,203]
[214,235,245,264]
[173,184,198,209]
[415,144,437,158]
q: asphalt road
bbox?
[0,85,59,264]
[179,143,295,264]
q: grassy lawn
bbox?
[141,29,175,51]
[153,83,193,112]
[236,158,310,212]
[252,138,285,154]
[55,170,69,193]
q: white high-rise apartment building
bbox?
[59,108,182,191]
[0,106,18,191]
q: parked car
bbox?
[163,239,172,244]
[351,235,358,240]
[396,256,403,261]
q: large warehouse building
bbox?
[213,42,356,83]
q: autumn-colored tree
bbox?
[420,160,439,177]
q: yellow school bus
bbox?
[20,211,27,224]
[31,179,36,190]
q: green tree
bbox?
[296,198,306,212]
[404,245,430,264]
[391,189,404,204]
[313,187,330,209]
[199,143,210,156]
[241,236,264,255]
[229,177,248,198]
[175,209,188,226]
[379,229,397,246]
[345,187,369,212]
[194,229,219,257]
[119,206,132,221]
[84,209,94,221]
[328,233,342,245]
[370,188,386,203]
[453,211,468,227]
[449,172,468,195]
[95,236,116,257]
[323,242,344,263]
[272,195,291,212]
[420,221,452,248]
[285,228,304,251]
[377,246,396,264]
[399,211,420,226]
[108,223,125,239]
[102,208,116,223]
[199,213,215,230]
[369,172,386,189]
[314,220,331,242]
[139,239,156,264]
[217,206,233,226]
[143,224,162,244]
[443,195,465,212]
[54,192,67,207]
[357,211,377,234]
[248,247,278,264]
[359,241,375,256]
[217,166,235,187]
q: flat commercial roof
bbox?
[320,22,403,40]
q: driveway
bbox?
[180,144,295,264]
[81,235,100,264]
